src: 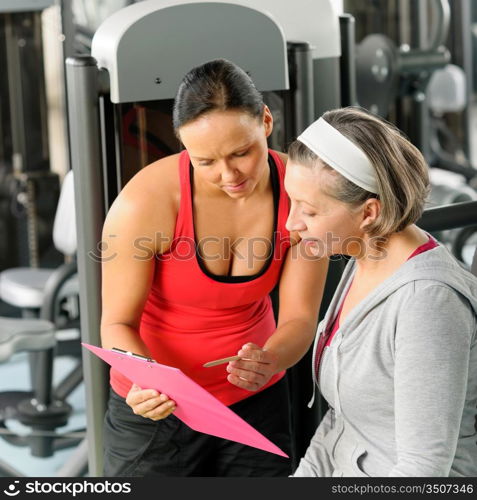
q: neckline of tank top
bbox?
[189,153,280,284]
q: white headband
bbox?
[297,118,380,194]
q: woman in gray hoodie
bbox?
[285,107,477,477]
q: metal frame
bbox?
[448,0,474,161]
[66,56,107,476]
[0,1,54,13]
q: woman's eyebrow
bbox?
[295,198,318,209]
[191,143,253,161]
[192,156,213,161]
[231,142,253,152]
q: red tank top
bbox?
[110,150,291,405]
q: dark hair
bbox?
[172,59,264,131]
[287,107,430,238]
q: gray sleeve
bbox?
[390,284,475,477]
[292,408,334,477]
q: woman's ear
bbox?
[262,105,273,138]
[359,198,381,231]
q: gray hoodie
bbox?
[293,244,477,477]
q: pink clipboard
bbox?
[82,343,288,458]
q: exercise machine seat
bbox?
[0,170,77,310]
[0,318,55,362]
[0,269,78,309]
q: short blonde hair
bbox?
[287,107,430,238]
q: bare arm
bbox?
[227,238,329,391]
[100,159,178,349]
[265,241,328,369]
[100,199,156,356]
[100,156,180,419]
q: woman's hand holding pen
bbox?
[226,343,279,392]
[126,384,176,421]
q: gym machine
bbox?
[0,1,61,272]
[346,0,477,267]
[0,1,85,477]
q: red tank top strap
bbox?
[269,150,284,174]
[174,150,194,239]
[268,150,290,255]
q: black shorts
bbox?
[103,377,292,477]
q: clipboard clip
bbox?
[111,347,156,363]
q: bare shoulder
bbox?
[103,153,181,253]
[120,153,181,206]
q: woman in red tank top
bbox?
[100,59,328,476]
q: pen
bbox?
[203,355,241,368]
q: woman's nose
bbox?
[286,210,306,232]
[220,162,240,183]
